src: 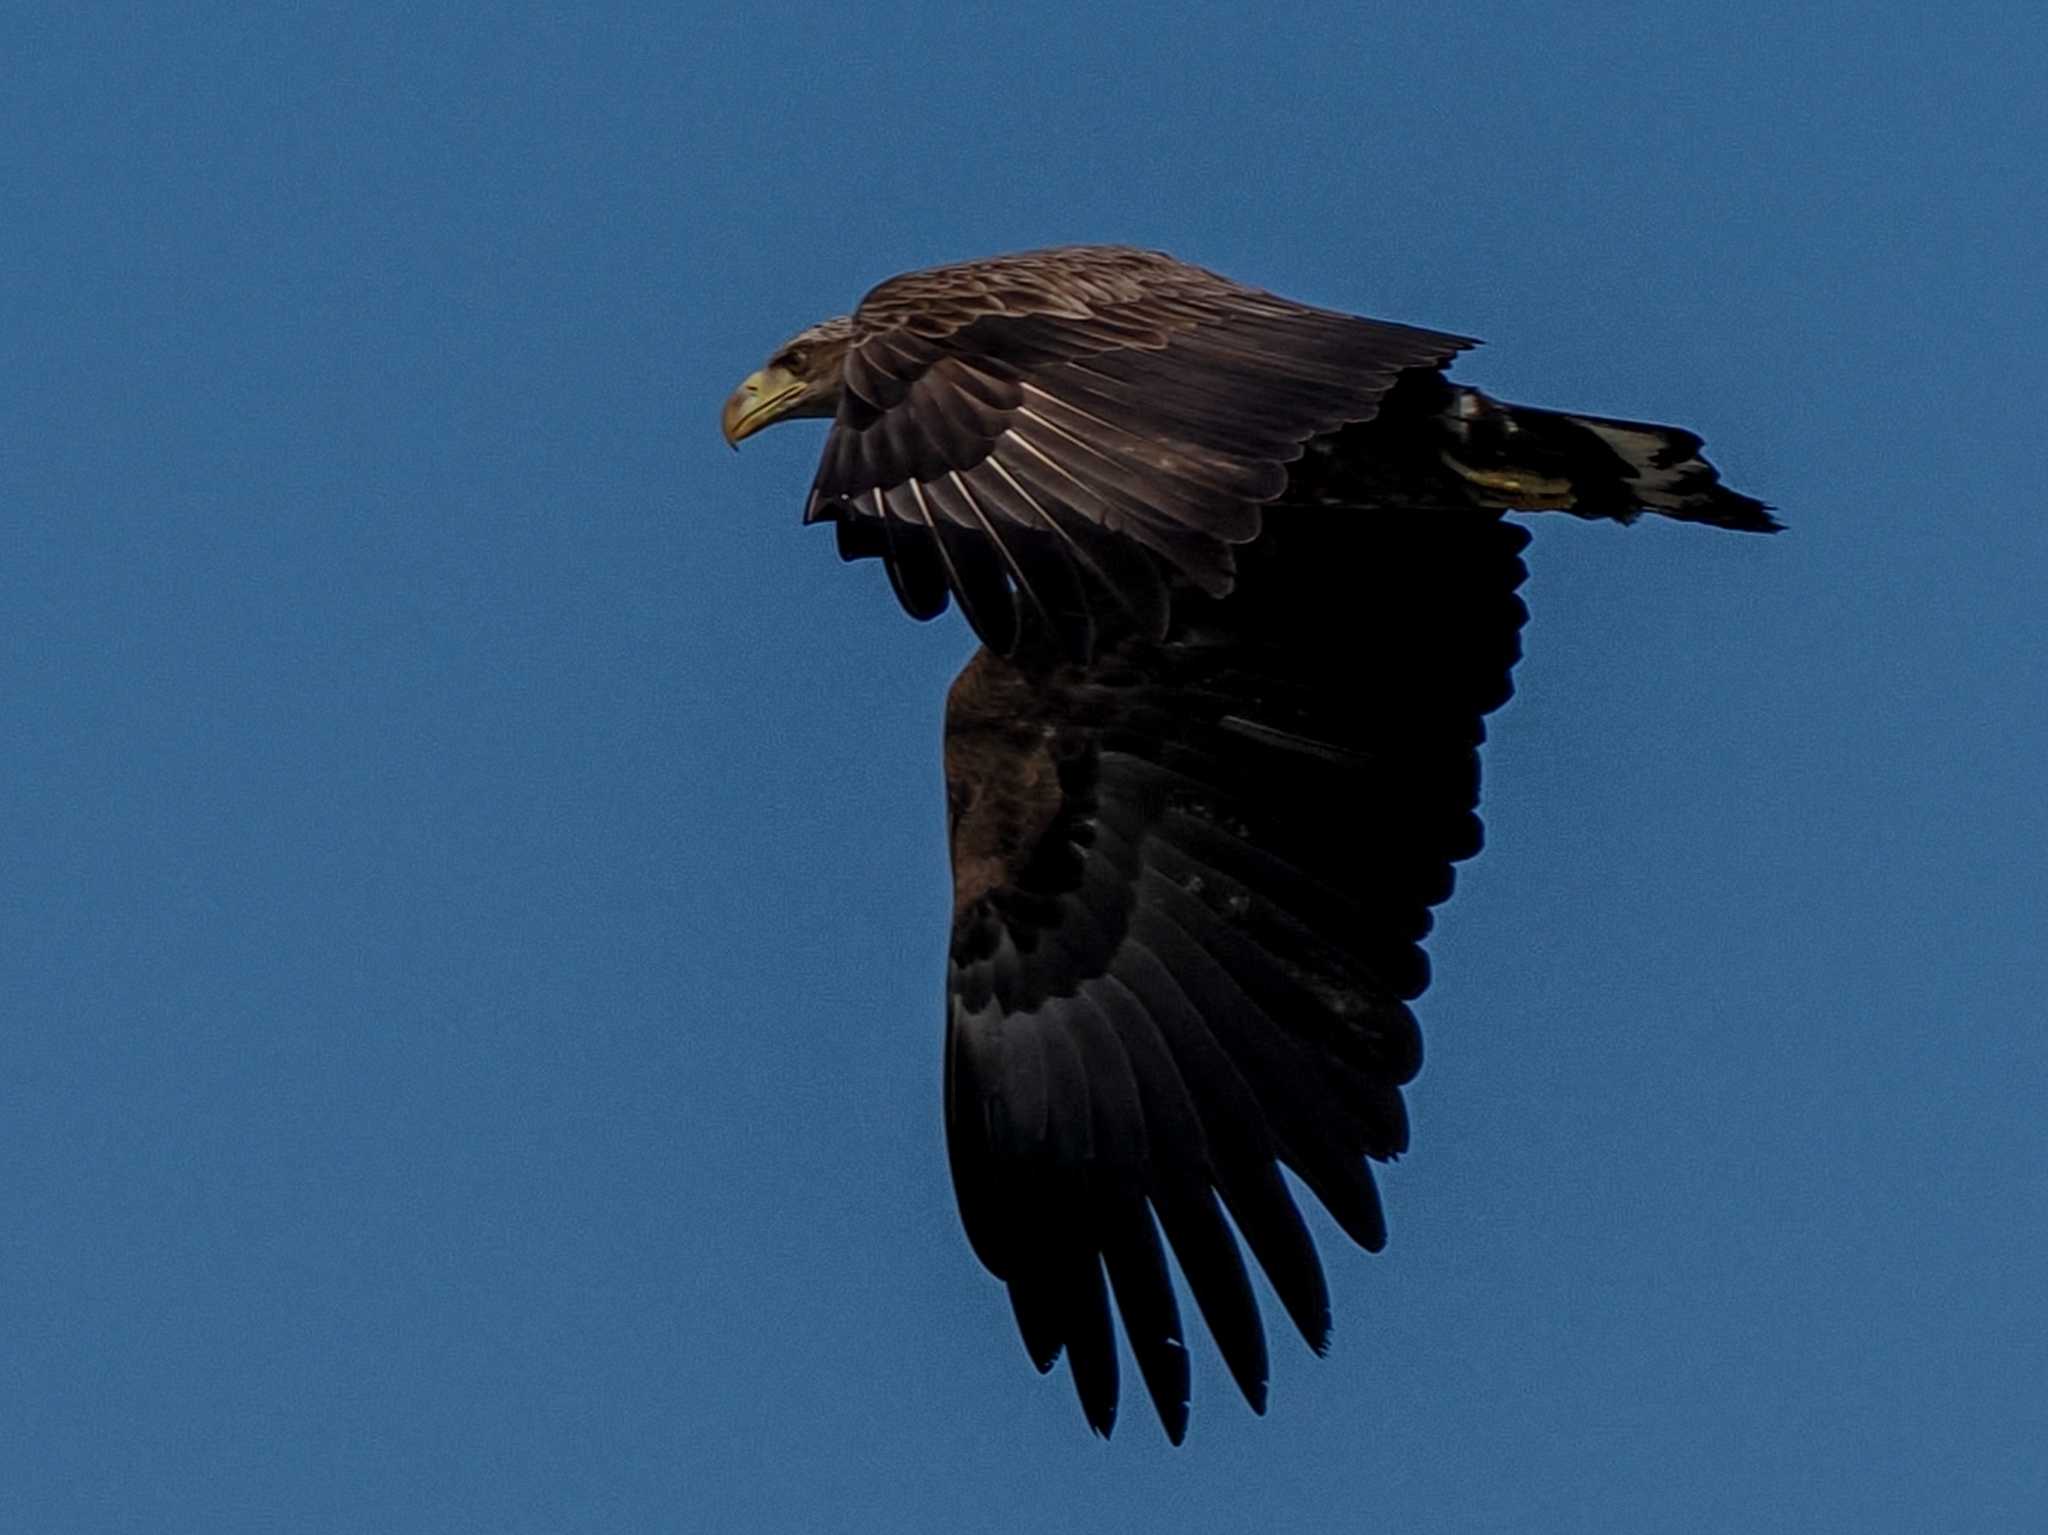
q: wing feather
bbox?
[942,506,1529,1435]
[810,246,1474,655]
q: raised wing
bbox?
[811,247,1473,657]
[942,505,1531,1440]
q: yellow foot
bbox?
[1440,453,1576,508]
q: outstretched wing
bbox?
[942,506,1531,1440]
[810,246,1473,657]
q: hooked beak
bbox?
[720,365,806,448]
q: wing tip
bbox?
[1160,1404,1189,1446]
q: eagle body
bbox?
[722,245,1772,1442]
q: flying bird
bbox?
[722,245,1774,1443]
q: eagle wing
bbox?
[942,507,1531,1440]
[809,246,1473,656]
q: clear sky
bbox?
[6,4,2045,1531]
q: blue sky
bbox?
[6,4,2045,1531]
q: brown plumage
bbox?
[722,245,1774,1442]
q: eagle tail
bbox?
[1441,388,1780,533]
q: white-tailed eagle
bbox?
[722,245,1773,1442]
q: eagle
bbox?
[721,245,1774,1443]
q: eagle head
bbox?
[720,315,855,446]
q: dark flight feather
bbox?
[942,507,1534,1435]
[807,247,1474,655]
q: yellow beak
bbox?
[720,365,805,447]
